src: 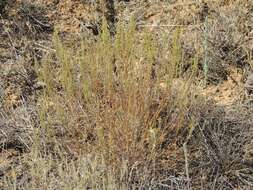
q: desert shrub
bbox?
[2,4,253,190]
[22,19,201,189]
[186,103,253,189]
[17,2,53,37]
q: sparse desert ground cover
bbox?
[1,0,253,189]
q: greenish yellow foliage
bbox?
[3,19,201,189]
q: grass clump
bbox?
[4,19,201,189]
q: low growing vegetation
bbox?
[1,1,253,189]
[4,20,203,189]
